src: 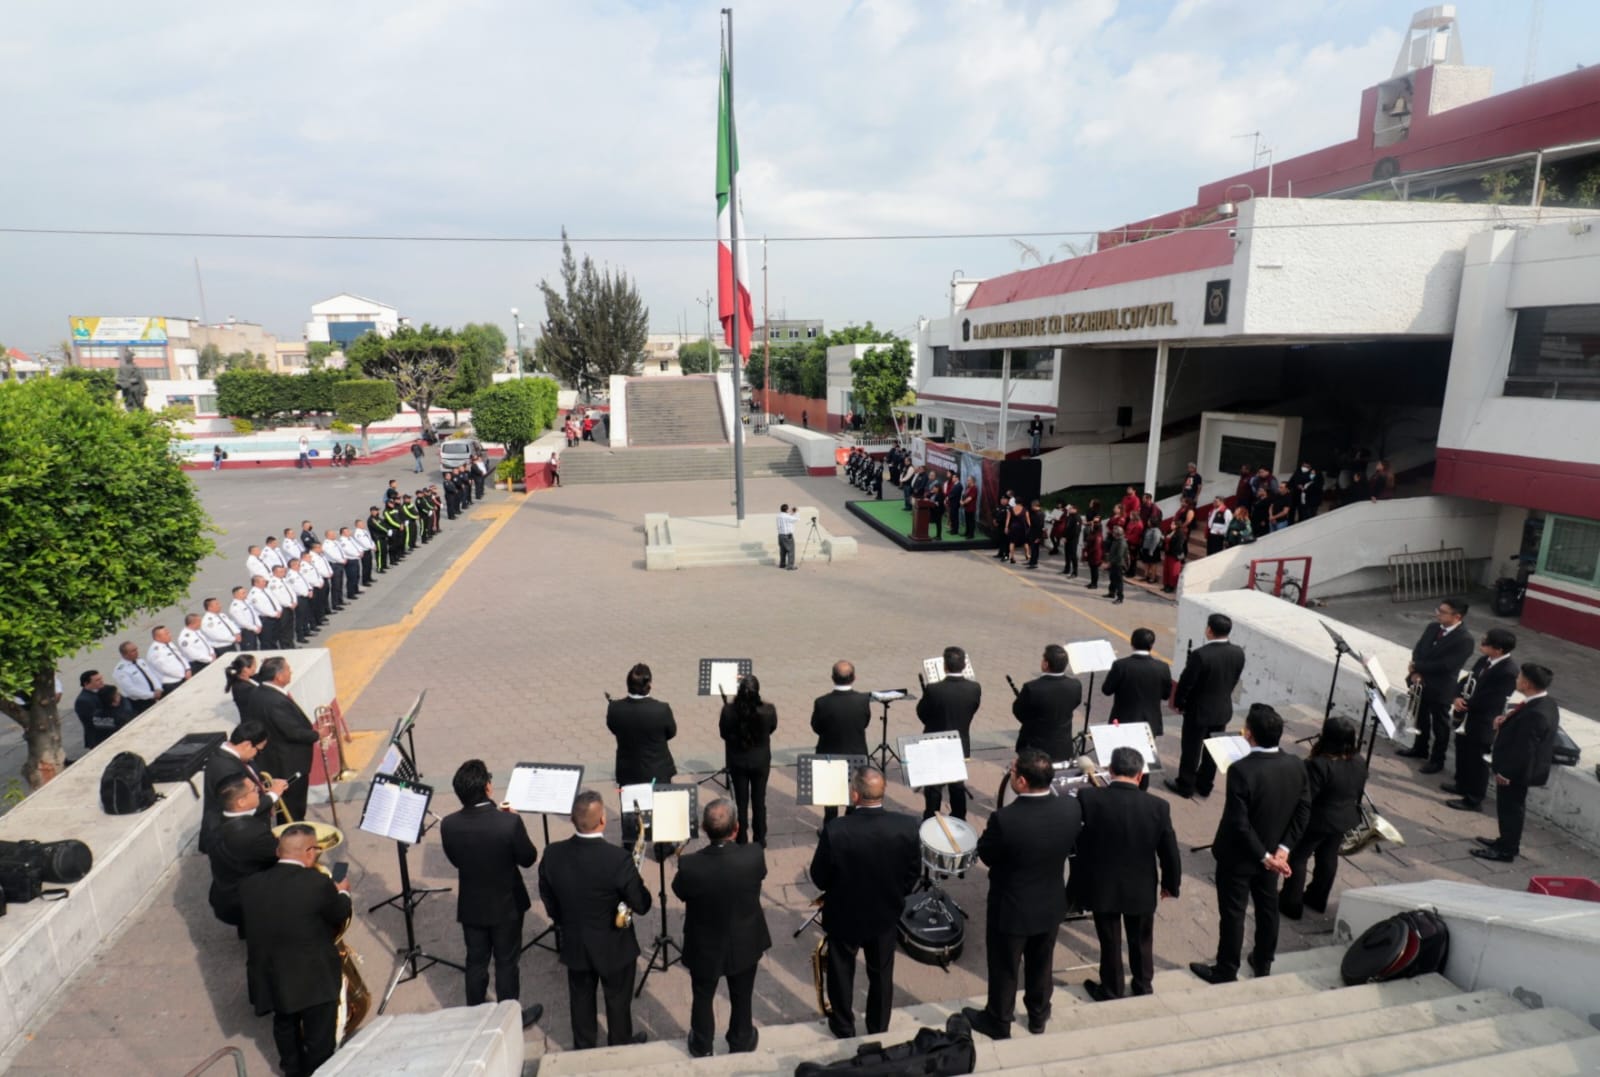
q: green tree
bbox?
[333,380,400,453]
[743,355,765,390]
[436,322,506,421]
[678,338,720,375]
[306,341,337,369]
[197,342,225,377]
[767,342,804,395]
[0,378,214,787]
[536,228,648,396]
[850,338,913,433]
[345,325,462,432]
[469,377,559,459]
[56,367,117,403]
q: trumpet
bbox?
[259,771,295,827]
[615,808,650,929]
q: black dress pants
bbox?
[1107,562,1124,599]
[922,782,967,820]
[1496,780,1531,855]
[240,627,261,650]
[1214,859,1281,978]
[361,551,374,585]
[1411,695,1453,764]
[1280,831,1342,918]
[1453,722,1494,802]
[688,964,759,1057]
[567,961,637,1049]
[271,1000,337,1077]
[825,929,896,1039]
[463,914,524,1006]
[1087,562,1100,588]
[1175,719,1223,796]
[1062,547,1078,575]
[1092,910,1154,997]
[984,924,1056,1027]
[729,765,769,845]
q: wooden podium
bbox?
[911,500,933,541]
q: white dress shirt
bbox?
[176,628,216,665]
[311,550,336,577]
[246,554,271,580]
[281,537,304,560]
[230,598,263,633]
[337,536,362,560]
[288,568,314,598]
[253,583,286,617]
[260,546,286,570]
[114,658,161,701]
[353,528,375,552]
[200,612,240,647]
[321,542,344,566]
[146,642,190,685]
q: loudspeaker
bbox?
[1116,406,1134,429]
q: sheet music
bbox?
[811,759,850,806]
[922,657,975,684]
[1090,723,1157,768]
[870,689,908,702]
[376,744,403,777]
[359,776,429,844]
[709,661,742,697]
[1203,735,1253,774]
[506,764,582,814]
[619,782,653,814]
[902,735,968,788]
[651,788,691,843]
[1369,689,1397,738]
[1362,654,1391,697]
[1065,640,1116,675]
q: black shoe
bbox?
[1444,798,1482,812]
[1470,846,1515,863]
[1026,1016,1047,1035]
[1440,783,1460,794]
[1419,762,1444,775]
[1473,835,1502,848]
[1082,979,1113,1003]
[1189,962,1236,985]
[520,1003,544,1028]
[630,1031,648,1045]
[1162,778,1191,799]
[1194,787,1213,799]
[1396,747,1428,759]
[960,1006,1010,1041]
[1114,597,1124,605]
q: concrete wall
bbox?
[1195,412,1302,495]
[319,1002,522,1076]
[1179,495,1502,602]
[0,649,338,1060]
[606,374,629,446]
[1038,430,1199,494]
[768,425,839,475]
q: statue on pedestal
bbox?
[114,346,147,411]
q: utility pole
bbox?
[762,235,770,417]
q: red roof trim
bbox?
[968,226,1234,310]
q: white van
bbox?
[438,436,484,475]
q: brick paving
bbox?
[10,471,1600,1075]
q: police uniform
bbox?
[177,626,218,674]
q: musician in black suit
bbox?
[1472,664,1560,863]
[240,825,351,1077]
[1101,628,1174,735]
[672,798,771,1057]
[200,721,285,855]
[808,767,921,1040]
[537,790,652,1049]
[962,749,1084,1040]
[1011,643,1081,762]
[1165,614,1247,799]
[810,660,872,823]
[1398,598,1476,774]
[1075,747,1181,1001]
[245,657,319,821]
[916,646,981,819]
[206,776,280,933]
[1190,705,1306,984]
[719,675,778,846]
[1444,629,1519,812]
[440,760,543,1025]
[1279,716,1366,919]
[607,663,676,846]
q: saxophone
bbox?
[615,809,650,929]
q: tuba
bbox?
[809,898,830,1016]
[1340,801,1406,855]
[314,862,371,1043]
[615,809,650,929]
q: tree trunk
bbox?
[360,423,371,455]
[21,668,64,790]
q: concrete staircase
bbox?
[529,945,1600,1076]
[558,444,807,485]
[626,377,727,447]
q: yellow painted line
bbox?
[982,555,1172,663]
[323,495,528,709]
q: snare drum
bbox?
[919,816,978,878]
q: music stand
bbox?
[360,775,465,1014]
[868,689,914,770]
[505,762,584,955]
[368,702,439,916]
[696,658,751,791]
[1318,621,1362,722]
[896,731,968,791]
[1065,640,1116,756]
[633,784,697,997]
[793,753,865,937]
[1087,722,1163,773]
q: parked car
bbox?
[438,436,484,475]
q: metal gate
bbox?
[1387,545,1467,603]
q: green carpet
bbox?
[849,499,981,545]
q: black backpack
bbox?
[100,752,158,815]
[794,1014,977,1077]
[0,839,93,884]
[1341,909,1449,985]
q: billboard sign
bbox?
[70,316,168,346]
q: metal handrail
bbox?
[181,1046,248,1077]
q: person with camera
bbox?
[719,676,778,846]
[776,505,799,570]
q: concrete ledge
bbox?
[0,649,338,1061]
[1337,880,1600,1030]
[768,425,839,472]
[321,1002,523,1076]
[642,508,851,571]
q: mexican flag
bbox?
[717,49,752,359]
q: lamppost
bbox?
[510,307,523,378]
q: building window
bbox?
[660,360,670,371]
[932,347,1055,380]
[1537,514,1600,586]
[1218,435,1278,477]
[807,327,818,338]
[1504,304,1600,401]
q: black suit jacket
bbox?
[1101,654,1174,735]
[672,841,772,977]
[537,835,651,973]
[207,813,279,920]
[1074,782,1180,915]
[606,696,677,785]
[1011,674,1081,761]
[199,747,274,854]
[246,686,318,784]
[441,803,537,926]
[1493,696,1559,789]
[240,863,349,1016]
[1410,623,1475,702]
[917,677,982,757]
[811,689,872,756]
[1211,750,1306,869]
[74,688,98,728]
[1286,755,1367,847]
[719,702,778,771]
[1173,641,1246,729]
[976,793,1083,935]
[808,805,921,945]
[231,679,258,720]
[1459,656,1519,739]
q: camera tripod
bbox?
[799,514,823,563]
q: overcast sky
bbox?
[1,0,1593,356]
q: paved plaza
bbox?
[8,469,1600,1075]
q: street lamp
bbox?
[510,307,523,379]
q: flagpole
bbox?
[723,7,746,521]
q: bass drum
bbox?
[897,889,965,968]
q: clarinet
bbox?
[997,675,1023,807]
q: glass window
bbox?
[1505,304,1600,400]
[1539,514,1600,585]
[807,327,818,338]
[1218,435,1278,476]
[931,347,1054,379]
